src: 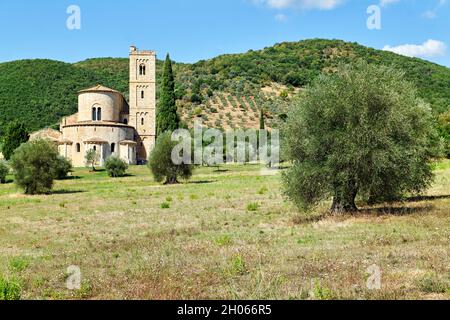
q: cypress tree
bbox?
[156,54,179,135]
[259,109,265,130]
[1,120,29,160]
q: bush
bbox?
[246,202,259,212]
[54,156,72,180]
[10,139,60,195]
[0,160,9,183]
[105,156,128,178]
[0,277,21,300]
[148,132,193,184]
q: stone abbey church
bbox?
[31,47,156,167]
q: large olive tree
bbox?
[10,139,60,195]
[282,61,442,213]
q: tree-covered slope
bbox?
[0,39,449,134]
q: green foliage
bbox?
[283,61,443,213]
[160,202,170,209]
[9,257,29,272]
[10,139,60,195]
[1,39,449,136]
[105,156,128,178]
[148,132,193,184]
[0,160,8,183]
[416,273,449,294]
[312,281,335,300]
[438,110,450,158]
[157,54,180,135]
[54,156,73,180]
[1,120,29,160]
[226,255,247,276]
[215,234,232,246]
[0,277,21,300]
[246,202,260,212]
[85,149,100,171]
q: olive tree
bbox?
[282,61,443,213]
[148,132,193,184]
[85,149,100,172]
[10,139,60,195]
[0,160,9,183]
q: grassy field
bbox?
[0,161,449,300]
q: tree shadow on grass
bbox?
[58,176,82,181]
[358,205,434,216]
[188,180,217,185]
[406,195,450,202]
[51,190,84,195]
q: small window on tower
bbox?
[76,143,81,153]
[139,64,146,76]
[141,118,145,126]
[111,143,115,153]
[141,90,145,99]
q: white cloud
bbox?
[253,0,345,10]
[422,0,448,19]
[379,0,401,7]
[383,39,447,58]
[275,13,288,22]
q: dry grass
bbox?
[0,162,449,300]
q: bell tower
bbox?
[129,46,156,163]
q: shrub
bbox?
[148,132,193,184]
[54,156,72,180]
[10,139,60,195]
[0,277,21,300]
[105,156,128,178]
[0,160,9,183]
[193,107,203,117]
[160,202,170,209]
[246,202,259,212]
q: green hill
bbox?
[0,39,449,134]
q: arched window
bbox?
[123,118,128,125]
[141,118,145,126]
[92,107,97,121]
[93,146,97,151]
[97,108,102,121]
[76,143,81,153]
[111,143,115,153]
[139,64,146,76]
[141,90,145,99]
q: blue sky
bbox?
[0,0,448,66]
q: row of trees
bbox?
[0,57,444,214]
[0,54,191,193]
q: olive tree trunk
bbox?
[331,181,358,213]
